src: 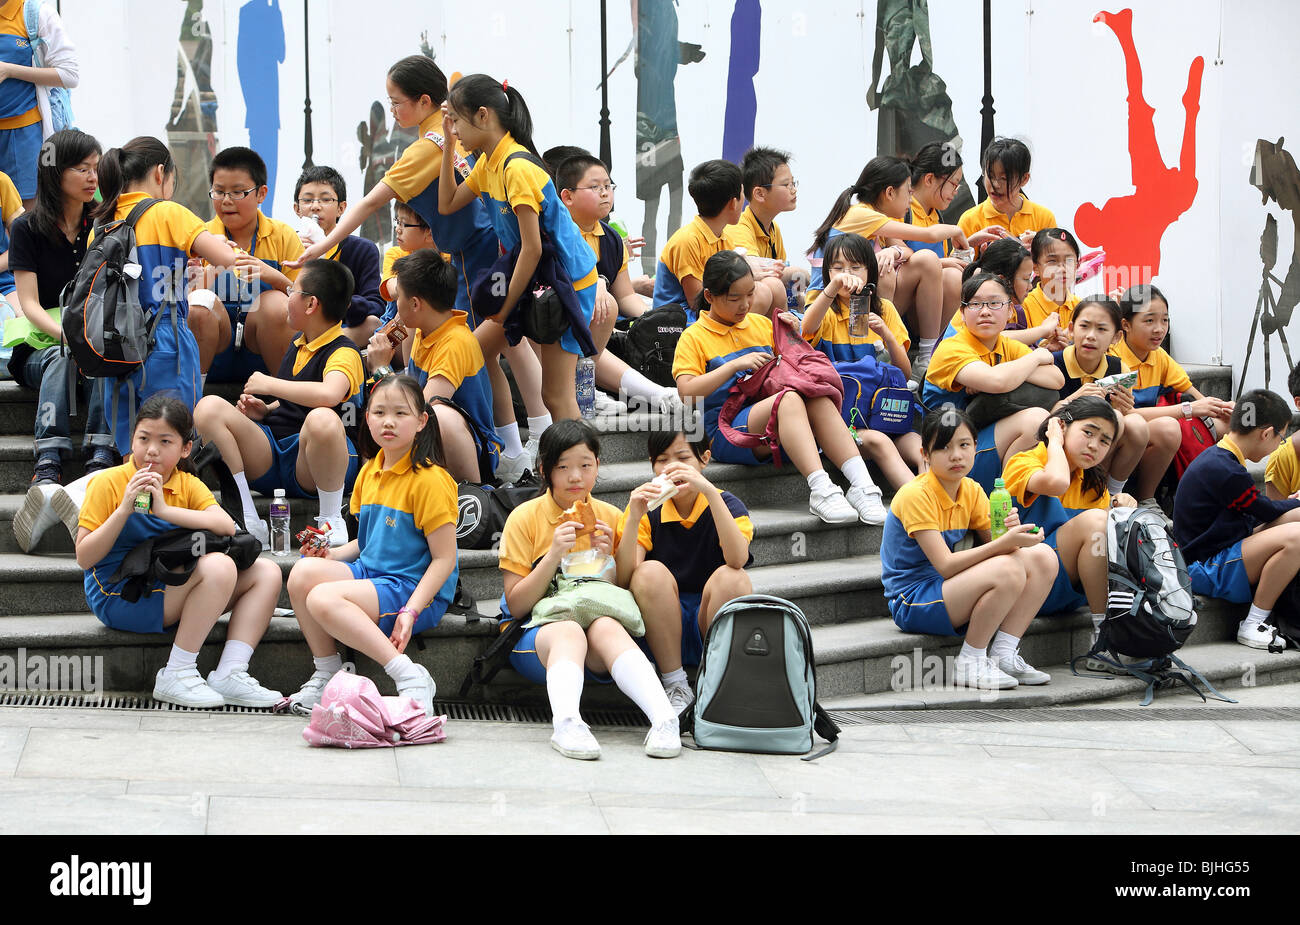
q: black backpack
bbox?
[62,197,162,379]
[622,304,688,387]
[1071,507,1235,706]
[108,526,263,604]
[456,476,541,550]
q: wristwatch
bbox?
[1181,401,1193,419]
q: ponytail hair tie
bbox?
[502,78,509,91]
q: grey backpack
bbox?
[689,594,839,759]
[61,197,159,379]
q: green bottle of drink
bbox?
[990,478,1013,539]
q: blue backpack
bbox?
[837,353,915,435]
[689,595,839,759]
[24,0,74,132]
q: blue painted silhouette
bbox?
[237,0,285,206]
[721,0,760,166]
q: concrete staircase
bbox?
[1,362,1293,710]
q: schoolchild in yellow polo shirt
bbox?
[880,408,1058,689]
[496,418,681,761]
[193,260,364,549]
[1021,228,1082,332]
[0,0,45,200]
[675,250,887,525]
[728,146,809,305]
[1265,364,1300,500]
[203,147,301,383]
[957,138,1057,241]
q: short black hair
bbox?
[538,419,601,494]
[1118,283,1169,322]
[394,200,428,229]
[294,165,346,203]
[1288,363,1300,402]
[542,145,594,179]
[210,146,267,189]
[688,159,743,218]
[741,146,790,200]
[980,136,1033,189]
[647,429,709,463]
[1231,389,1292,435]
[297,259,354,323]
[555,154,606,193]
[921,406,977,456]
[393,249,456,310]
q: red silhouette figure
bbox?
[1074,9,1203,289]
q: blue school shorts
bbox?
[969,422,1002,493]
[636,591,705,667]
[247,425,360,499]
[0,122,41,199]
[1187,541,1253,604]
[888,577,961,636]
[1040,526,1088,614]
[499,595,614,686]
[347,561,449,636]
[85,571,166,634]
[708,404,766,466]
[557,281,597,357]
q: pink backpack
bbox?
[716,317,844,465]
[302,670,447,748]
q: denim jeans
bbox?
[9,344,112,460]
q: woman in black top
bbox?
[7,129,108,486]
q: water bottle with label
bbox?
[989,478,1013,539]
[269,489,291,556]
[576,356,596,419]
[848,289,871,337]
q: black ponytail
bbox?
[808,156,911,257]
[387,54,448,108]
[359,375,446,471]
[1035,395,1118,502]
[93,136,174,223]
[448,74,538,157]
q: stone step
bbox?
[1183,363,1232,401]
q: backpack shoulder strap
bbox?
[503,150,548,173]
[122,197,160,229]
[23,0,40,47]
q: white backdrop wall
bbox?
[59,0,1300,393]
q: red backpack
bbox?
[716,317,844,465]
[1155,391,1217,478]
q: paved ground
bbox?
[1,681,1297,835]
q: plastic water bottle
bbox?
[848,290,871,337]
[989,478,1013,539]
[0,300,14,371]
[576,356,596,419]
[269,489,291,556]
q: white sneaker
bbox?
[316,513,349,547]
[845,485,888,525]
[494,450,531,486]
[952,654,1018,690]
[809,488,859,524]
[51,471,100,541]
[244,517,270,547]
[13,482,61,552]
[657,390,688,419]
[523,433,541,463]
[287,669,334,715]
[996,652,1051,685]
[664,680,695,717]
[396,663,437,717]
[206,664,282,708]
[1238,620,1286,650]
[644,716,682,758]
[550,717,601,760]
[593,391,628,417]
[153,666,226,709]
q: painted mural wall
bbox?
[59,0,1299,393]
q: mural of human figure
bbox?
[866,0,973,222]
[168,0,219,218]
[1074,8,1203,292]
[237,0,285,207]
[634,0,704,277]
[721,0,760,166]
[1237,138,1300,393]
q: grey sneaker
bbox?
[664,681,695,717]
[287,669,334,715]
[996,652,1051,685]
[13,482,61,552]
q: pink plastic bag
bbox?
[302,670,447,748]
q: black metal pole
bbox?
[978,0,994,203]
[302,0,314,168]
[599,0,612,167]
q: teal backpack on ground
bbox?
[688,594,839,759]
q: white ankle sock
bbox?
[1245,605,1271,627]
[546,660,585,725]
[211,640,254,680]
[840,455,878,492]
[988,631,1019,662]
[660,667,688,687]
[313,654,344,675]
[620,368,669,404]
[1091,613,1105,641]
[232,471,258,525]
[959,641,985,661]
[165,644,199,673]
[806,470,833,495]
[917,338,937,362]
[1106,476,1127,496]
[497,422,524,457]
[609,649,674,725]
[383,654,422,684]
[527,414,552,440]
[317,487,343,521]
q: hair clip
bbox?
[502,78,509,91]
[1058,230,1067,240]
